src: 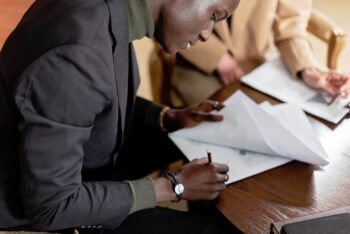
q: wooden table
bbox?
[210,82,350,233]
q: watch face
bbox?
[174,183,184,195]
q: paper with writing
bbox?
[169,91,329,183]
[242,58,350,124]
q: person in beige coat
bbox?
[173,0,350,105]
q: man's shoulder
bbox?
[23,0,110,46]
[0,0,113,81]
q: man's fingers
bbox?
[220,174,229,183]
[191,111,224,122]
[223,75,230,85]
[327,71,342,80]
[234,68,245,80]
[328,78,347,86]
[192,157,210,164]
[327,71,349,85]
[202,100,225,111]
[211,183,227,192]
[340,79,350,92]
[212,163,229,173]
[229,72,239,83]
[325,74,350,98]
[323,85,340,97]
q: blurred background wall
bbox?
[1,0,349,101]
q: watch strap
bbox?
[161,170,183,202]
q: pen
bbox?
[328,92,345,106]
[207,149,212,163]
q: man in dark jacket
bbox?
[0,0,239,233]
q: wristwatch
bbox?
[162,170,185,202]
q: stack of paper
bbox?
[242,58,350,124]
[169,91,329,184]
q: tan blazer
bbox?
[179,0,320,77]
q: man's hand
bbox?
[154,158,229,203]
[177,158,229,200]
[301,67,350,98]
[216,52,244,85]
[163,100,224,132]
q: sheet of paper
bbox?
[261,103,328,159]
[169,136,291,184]
[171,92,279,156]
[227,91,329,165]
[242,58,350,124]
[171,91,329,166]
[170,116,332,184]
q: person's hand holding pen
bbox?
[301,67,350,101]
[161,100,225,132]
[175,151,229,201]
[154,150,229,203]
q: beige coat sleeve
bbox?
[274,0,320,78]
[178,22,229,75]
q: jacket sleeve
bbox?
[15,44,133,231]
[274,0,320,77]
[178,21,229,75]
[133,97,164,129]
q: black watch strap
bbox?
[161,170,184,202]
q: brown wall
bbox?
[0,0,34,48]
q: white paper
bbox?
[242,58,350,124]
[170,136,291,184]
[169,92,330,183]
[171,91,329,166]
[172,92,278,156]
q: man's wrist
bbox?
[160,108,177,132]
[161,170,185,202]
[298,68,309,80]
[159,106,170,132]
[298,67,321,80]
[153,176,177,203]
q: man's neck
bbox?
[147,0,162,22]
